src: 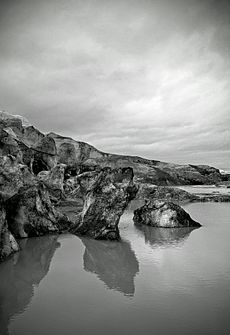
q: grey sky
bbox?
[0,0,229,169]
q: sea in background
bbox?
[0,201,230,335]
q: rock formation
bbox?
[5,183,70,238]
[37,163,66,201]
[1,111,227,185]
[71,167,138,240]
[0,110,227,260]
[133,200,201,228]
[137,185,198,203]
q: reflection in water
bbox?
[135,224,198,248]
[81,237,139,296]
[0,235,60,335]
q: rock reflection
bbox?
[0,235,60,335]
[135,224,198,248]
[81,237,139,296]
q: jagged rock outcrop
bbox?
[1,111,228,186]
[32,136,57,174]
[71,167,138,240]
[0,196,19,262]
[37,163,66,201]
[5,183,70,238]
[0,155,34,198]
[133,200,201,228]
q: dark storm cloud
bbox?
[0,0,229,169]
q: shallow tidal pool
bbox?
[1,202,230,335]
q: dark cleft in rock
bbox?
[5,183,70,238]
[71,167,138,240]
[0,195,19,262]
[32,136,57,174]
[133,200,201,228]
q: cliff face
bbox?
[0,111,227,259]
[0,111,226,185]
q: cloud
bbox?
[0,0,229,169]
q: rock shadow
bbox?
[0,235,60,335]
[135,224,198,248]
[81,237,139,297]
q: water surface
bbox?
[1,202,230,335]
[177,185,230,194]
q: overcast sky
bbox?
[0,0,229,169]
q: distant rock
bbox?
[1,111,228,186]
[71,167,138,240]
[137,184,198,203]
[133,200,201,228]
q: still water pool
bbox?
[1,202,230,335]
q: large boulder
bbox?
[0,195,19,262]
[133,200,201,228]
[71,167,138,240]
[5,183,70,238]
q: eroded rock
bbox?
[0,155,34,199]
[71,167,138,240]
[5,183,70,238]
[37,163,66,201]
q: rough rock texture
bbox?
[81,237,139,296]
[83,155,227,186]
[0,155,34,198]
[1,111,228,186]
[71,167,138,240]
[137,184,230,203]
[37,163,66,201]
[0,196,19,262]
[137,184,198,203]
[133,200,201,228]
[47,132,104,167]
[32,136,57,174]
[5,183,70,238]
